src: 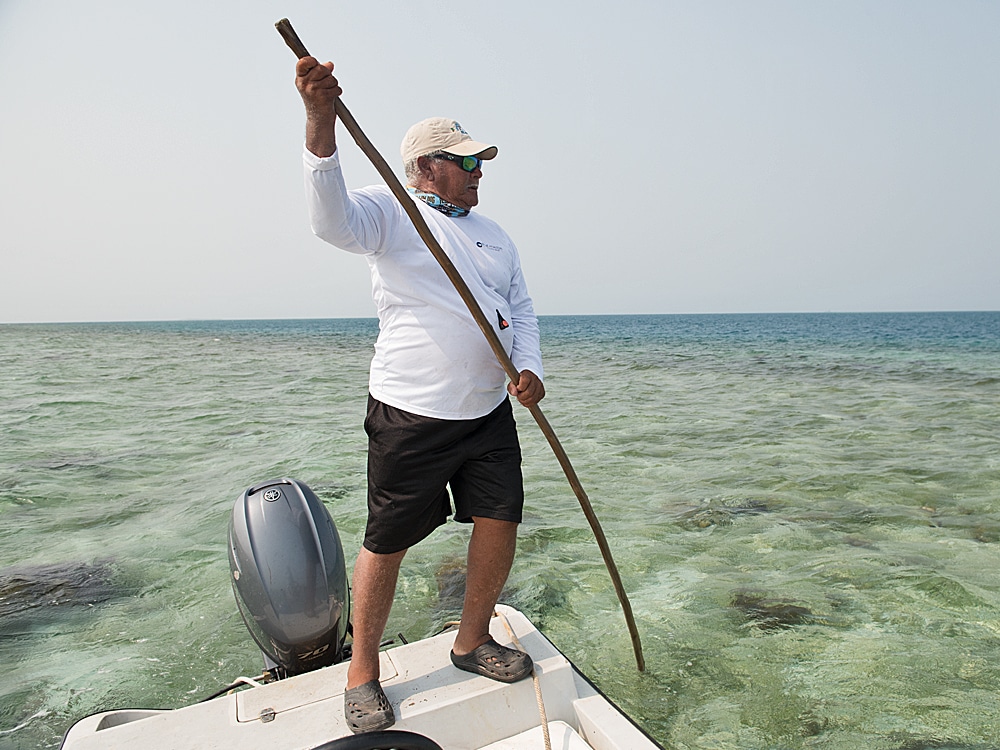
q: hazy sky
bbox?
[1,1,997,323]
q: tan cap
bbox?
[400,117,498,163]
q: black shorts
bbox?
[363,395,524,554]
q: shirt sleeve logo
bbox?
[496,310,510,330]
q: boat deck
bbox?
[61,605,660,750]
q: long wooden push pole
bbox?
[276,18,644,671]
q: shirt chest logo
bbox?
[476,241,504,253]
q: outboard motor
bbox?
[228,478,350,677]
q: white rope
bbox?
[497,610,552,750]
[231,675,264,689]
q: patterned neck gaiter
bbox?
[407,187,469,218]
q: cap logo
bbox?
[452,121,469,136]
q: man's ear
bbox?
[417,155,435,182]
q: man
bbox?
[295,57,545,734]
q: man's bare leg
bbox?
[452,516,518,655]
[346,546,406,689]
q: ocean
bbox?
[1,312,999,749]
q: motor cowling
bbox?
[229,478,350,676]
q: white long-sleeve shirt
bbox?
[304,148,543,420]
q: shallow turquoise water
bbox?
[1,313,999,749]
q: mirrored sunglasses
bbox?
[433,152,483,172]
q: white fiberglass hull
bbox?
[61,605,661,750]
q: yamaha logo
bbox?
[262,488,282,502]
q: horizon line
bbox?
[3,310,998,327]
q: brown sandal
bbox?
[450,638,532,683]
[344,679,395,734]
